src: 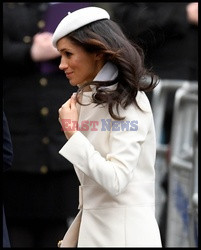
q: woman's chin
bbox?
[69,80,77,86]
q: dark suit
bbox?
[112,2,198,81]
[3,2,89,247]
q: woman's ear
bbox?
[95,52,104,61]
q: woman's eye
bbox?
[65,52,72,58]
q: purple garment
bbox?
[40,2,90,74]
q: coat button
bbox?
[40,165,48,174]
[40,107,49,116]
[38,20,45,29]
[58,240,62,248]
[23,36,31,44]
[42,137,50,144]
[39,77,48,87]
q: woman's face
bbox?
[57,37,104,87]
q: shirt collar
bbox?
[90,62,118,93]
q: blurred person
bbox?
[3,2,90,247]
[112,2,198,143]
[112,2,198,246]
[52,6,162,247]
[3,111,13,248]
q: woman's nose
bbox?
[59,57,68,71]
[59,63,64,71]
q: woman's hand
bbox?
[58,93,78,139]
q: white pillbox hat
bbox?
[52,6,110,47]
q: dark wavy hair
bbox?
[66,19,159,120]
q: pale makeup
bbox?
[57,37,104,88]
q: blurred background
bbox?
[3,2,198,248]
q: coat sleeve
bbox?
[59,108,152,197]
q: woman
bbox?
[52,6,162,247]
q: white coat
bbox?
[58,62,162,247]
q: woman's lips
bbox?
[65,72,73,78]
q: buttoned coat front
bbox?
[59,63,162,247]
